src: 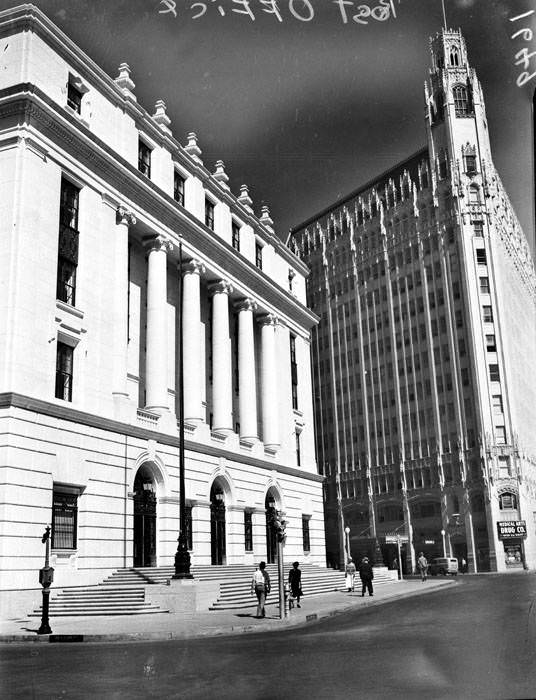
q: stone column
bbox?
[260,314,280,450]
[236,298,258,443]
[182,260,206,423]
[210,280,234,433]
[144,235,173,413]
[113,206,136,418]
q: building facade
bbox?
[0,5,324,591]
[290,29,536,573]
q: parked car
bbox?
[429,557,459,576]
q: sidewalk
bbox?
[0,577,455,644]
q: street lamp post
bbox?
[37,526,54,635]
[440,529,447,558]
[173,234,192,580]
[345,526,351,562]
[267,500,287,619]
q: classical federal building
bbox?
[290,29,536,573]
[0,4,324,592]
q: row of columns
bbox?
[112,215,281,449]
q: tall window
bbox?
[174,171,185,206]
[453,84,471,116]
[56,341,73,401]
[302,516,310,552]
[290,334,298,410]
[479,277,490,294]
[255,241,263,270]
[205,199,215,230]
[295,430,301,466]
[232,221,240,251]
[51,488,78,549]
[244,511,253,552]
[486,334,496,352]
[492,394,503,413]
[138,140,151,177]
[438,150,448,179]
[464,153,477,175]
[495,426,507,445]
[469,185,481,205]
[57,178,80,306]
[67,82,82,114]
[472,220,484,237]
[489,364,500,382]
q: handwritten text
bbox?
[158,0,400,24]
[509,8,536,87]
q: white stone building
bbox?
[0,4,324,592]
[290,29,536,573]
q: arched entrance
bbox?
[265,491,278,564]
[133,466,157,568]
[210,483,226,565]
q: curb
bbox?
[0,580,455,645]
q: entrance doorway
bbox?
[265,492,277,564]
[210,485,226,565]
[133,468,157,568]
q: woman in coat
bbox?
[288,561,302,608]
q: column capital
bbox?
[182,259,206,276]
[143,235,173,254]
[235,297,258,313]
[258,313,279,327]
[209,280,234,297]
[116,206,137,227]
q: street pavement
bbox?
[0,576,455,644]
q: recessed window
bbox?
[476,248,487,265]
[52,488,78,549]
[464,153,477,175]
[67,82,82,114]
[56,341,73,402]
[486,334,496,352]
[472,220,484,237]
[295,430,301,466]
[469,185,481,205]
[302,516,310,552]
[232,221,240,251]
[453,84,471,116]
[244,511,253,552]
[492,394,503,413]
[255,241,263,270]
[173,171,185,206]
[138,140,151,178]
[205,199,215,230]
[57,178,79,306]
[438,151,448,180]
[290,335,298,410]
[483,305,493,322]
[499,492,517,510]
[479,276,490,294]
[489,364,500,382]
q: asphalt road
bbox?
[2,574,535,700]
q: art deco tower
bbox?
[290,29,536,574]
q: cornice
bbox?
[0,392,324,483]
[0,85,317,330]
[0,5,309,275]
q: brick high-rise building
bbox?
[290,29,536,574]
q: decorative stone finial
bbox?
[213,160,230,189]
[152,100,171,133]
[237,184,253,212]
[260,205,274,232]
[185,132,202,163]
[114,63,136,99]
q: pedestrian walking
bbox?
[251,561,271,618]
[358,556,374,597]
[417,552,428,581]
[288,561,302,608]
[461,557,467,574]
[345,558,356,592]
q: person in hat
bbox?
[358,556,374,597]
[288,561,302,608]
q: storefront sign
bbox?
[497,520,526,539]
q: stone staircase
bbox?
[29,563,395,617]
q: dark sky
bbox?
[4,0,534,249]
